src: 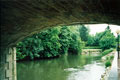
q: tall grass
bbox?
[101,48,114,56]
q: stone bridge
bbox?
[0,0,120,80]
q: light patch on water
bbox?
[64,68,78,72]
[65,62,105,80]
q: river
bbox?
[17,54,105,80]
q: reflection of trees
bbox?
[17,59,68,80]
[17,55,97,80]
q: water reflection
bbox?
[66,62,105,80]
[17,54,105,80]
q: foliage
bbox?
[16,27,61,60]
[101,49,114,56]
[58,26,71,54]
[38,27,61,58]
[16,36,42,60]
[99,27,116,50]
[16,26,84,60]
[69,33,84,54]
[93,32,104,46]
[110,55,114,60]
[16,25,116,61]
[88,26,116,50]
[59,26,84,54]
[105,60,111,68]
[105,55,114,68]
[86,35,95,46]
[79,25,89,42]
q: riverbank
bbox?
[100,51,118,80]
[17,54,61,62]
[82,49,102,55]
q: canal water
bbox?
[17,54,105,80]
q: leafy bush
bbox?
[68,34,84,54]
[104,53,114,68]
[16,26,84,60]
[105,60,111,68]
[110,55,114,60]
[16,27,61,60]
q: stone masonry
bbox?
[0,47,16,80]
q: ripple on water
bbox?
[65,62,105,80]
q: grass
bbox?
[101,48,114,56]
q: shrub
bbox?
[105,60,111,68]
[110,56,114,60]
[16,26,84,60]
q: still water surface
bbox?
[17,54,105,80]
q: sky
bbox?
[85,24,120,37]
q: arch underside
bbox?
[1,0,120,48]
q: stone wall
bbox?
[82,49,102,54]
[0,47,16,80]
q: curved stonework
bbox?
[1,0,120,48]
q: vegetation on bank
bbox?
[86,26,116,50]
[101,49,114,57]
[105,61,111,68]
[16,26,84,60]
[105,55,114,68]
[16,25,117,61]
[99,48,114,68]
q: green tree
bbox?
[79,25,89,42]
[93,25,111,46]
[59,26,72,54]
[38,27,61,58]
[16,35,43,60]
[93,32,104,46]
[99,27,116,50]
[69,33,84,54]
[16,27,61,60]
[87,35,95,46]
[16,25,84,60]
